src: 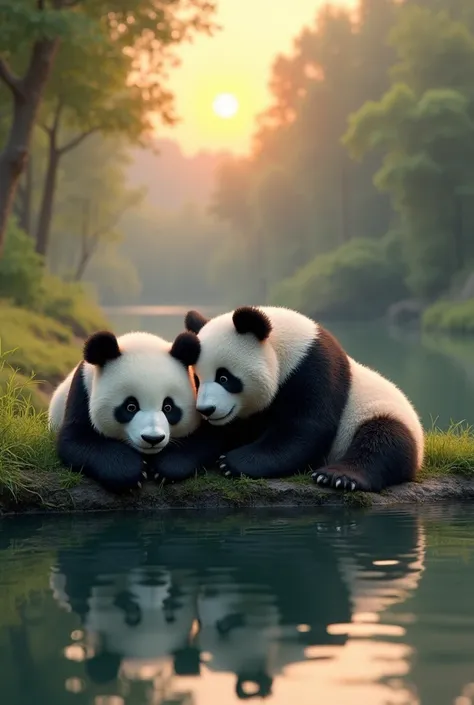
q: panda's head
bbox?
[182,307,278,425]
[84,330,201,453]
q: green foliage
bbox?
[211,1,397,305]
[271,238,406,320]
[343,3,474,301]
[37,273,108,338]
[0,351,77,500]
[421,422,474,478]
[422,299,474,335]
[0,302,81,387]
[0,219,43,306]
[0,216,108,339]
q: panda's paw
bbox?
[218,454,233,478]
[218,453,258,479]
[148,456,196,484]
[311,466,364,492]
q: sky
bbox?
[158,0,355,157]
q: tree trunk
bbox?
[0,39,59,257]
[452,195,464,274]
[15,157,33,235]
[340,158,350,244]
[35,136,60,256]
[73,254,90,282]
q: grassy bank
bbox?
[0,293,108,409]
[1,365,474,509]
[423,299,474,336]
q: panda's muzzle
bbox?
[196,405,216,419]
[141,433,166,447]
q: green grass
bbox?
[422,299,474,336]
[0,301,82,391]
[419,421,474,480]
[1,359,474,507]
[0,358,79,504]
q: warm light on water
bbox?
[2,507,474,704]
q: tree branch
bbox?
[53,98,64,133]
[0,58,23,99]
[58,128,97,155]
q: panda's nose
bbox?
[141,433,166,446]
[197,405,216,418]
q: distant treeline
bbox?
[208,0,474,320]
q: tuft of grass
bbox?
[419,421,474,480]
[0,354,79,503]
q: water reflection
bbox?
[36,510,423,704]
[4,508,474,704]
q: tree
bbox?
[0,0,217,258]
[211,2,398,303]
[46,135,144,283]
[343,6,474,298]
[0,0,86,257]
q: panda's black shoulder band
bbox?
[233,306,272,341]
[170,332,201,367]
[84,331,121,367]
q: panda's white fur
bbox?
[329,357,424,468]
[185,305,424,491]
[195,306,317,424]
[49,331,200,455]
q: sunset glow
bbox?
[212,93,239,119]
[160,0,358,155]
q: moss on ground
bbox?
[1,364,474,509]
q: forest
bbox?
[2,0,474,343]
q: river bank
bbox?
[1,422,474,514]
[2,471,474,516]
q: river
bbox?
[1,506,474,705]
[104,305,474,430]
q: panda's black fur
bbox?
[180,305,423,493]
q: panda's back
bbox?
[328,358,424,467]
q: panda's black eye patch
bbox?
[114,396,140,424]
[162,396,182,426]
[215,367,243,394]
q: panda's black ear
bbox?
[84,331,121,367]
[170,332,201,367]
[232,307,272,341]
[185,310,208,334]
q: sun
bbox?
[212,93,239,119]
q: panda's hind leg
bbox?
[311,415,419,493]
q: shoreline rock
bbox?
[1,474,473,516]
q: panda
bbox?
[180,305,425,492]
[48,329,204,493]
